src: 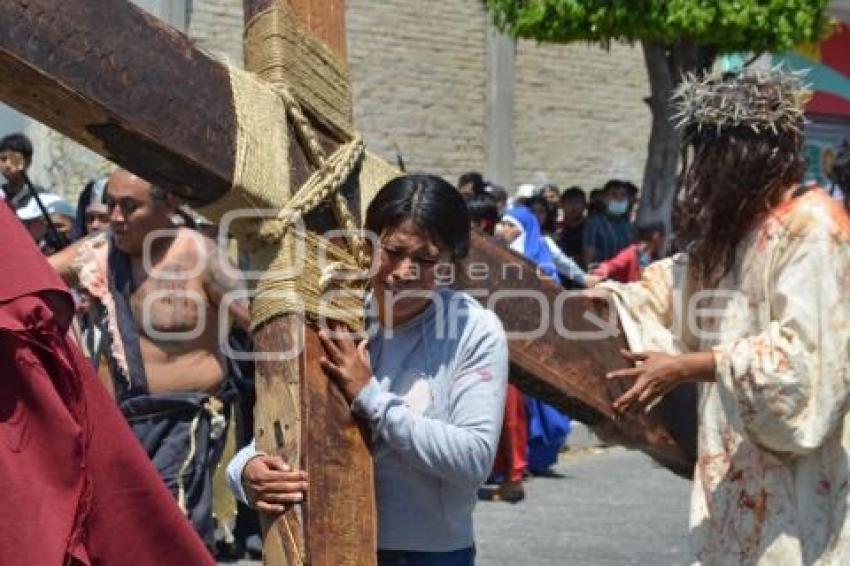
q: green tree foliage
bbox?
[486,0,831,53]
[486,0,832,231]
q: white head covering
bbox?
[16,193,63,221]
[500,214,526,254]
[515,183,537,199]
[85,177,109,213]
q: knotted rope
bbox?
[197,66,395,333]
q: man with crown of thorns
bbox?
[598,69,850,564]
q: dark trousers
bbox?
[378,547,475,566]
[122,392,226,549]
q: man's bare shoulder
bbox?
[155,227,216,272]
[165,227,242,288]
[170,226,215,252]
[49,232,108,283]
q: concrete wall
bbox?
[513,40,650,191]
[186,0,244,64]
[347,0,489,185]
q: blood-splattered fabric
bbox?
[604,189,850,564]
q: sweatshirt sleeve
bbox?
[545,236,588,286]
[352,311,509,487]
[226,439,262,505]
[713,219,850,456]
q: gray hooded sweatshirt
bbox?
[227,288,508,552]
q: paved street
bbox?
[475,447,691,565]
[224,446,692,565]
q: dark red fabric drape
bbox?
[0,202,213,565]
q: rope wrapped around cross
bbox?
[198,3,399,334]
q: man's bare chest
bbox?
[129,266,211,338]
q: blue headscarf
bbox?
[502,205,561,285]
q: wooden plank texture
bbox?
[242,2,376,564]
[457,233,697,478]
[0,0,235,203]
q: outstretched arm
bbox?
[48,239,82,286]
[544,236,589,286]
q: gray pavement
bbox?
[475,447,691,565]
[222,447,692,565]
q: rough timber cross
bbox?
[0,1,696,564]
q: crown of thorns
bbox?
[671,68,810,137]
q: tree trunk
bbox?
[637,41,714,238]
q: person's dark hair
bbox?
[540,183,561,199]
[561,186,586,203]
[467,192,499,235]
[74,180,95,238]
[366,174,471,260]
[623,181,639,198]
[602,179,628,193]
[636,222,664,242]
[527,194,557,234]
[836,141,850,213]
[150,184,170,204]
[674,124,805,285]
[0,133,33,165]
[587,188,605,215]
[487,184,508,203]
[457,172,486,196]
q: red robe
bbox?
[0,202,213,565]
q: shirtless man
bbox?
[50,169,250,547]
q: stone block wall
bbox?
[347,0,488,185]
[513,41,650,191]
[186,0,244,65]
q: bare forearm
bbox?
[681,351,716,383]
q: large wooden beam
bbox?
[0,0,235,203]
[457,234,697,478]
[242,2,376,565]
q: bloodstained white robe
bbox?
[604,189,850,565]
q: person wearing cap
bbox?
[0,133,47,211]
[17,192,75,254]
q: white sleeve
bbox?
[545,236,587,286]
[226,439,264,505]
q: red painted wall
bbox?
[808,23,850,117]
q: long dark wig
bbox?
[673,123,806,286]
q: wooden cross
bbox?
[1,2,373,564]
[0,1,696,564]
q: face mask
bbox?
[639,251,653,268]
[607,199,628,216]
